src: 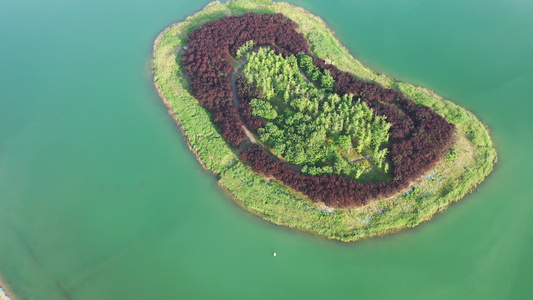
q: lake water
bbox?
[1,0,532,299]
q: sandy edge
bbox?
[0,273,16,300]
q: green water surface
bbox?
[0,0,532,299]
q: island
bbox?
[152,0,497,241]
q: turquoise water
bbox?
[1,0,532,299]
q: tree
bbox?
[250,99,278,119]
[236,40,255,59]
[320,70,335,91]
[335,135,352,150]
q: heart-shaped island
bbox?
[153,0,496,241]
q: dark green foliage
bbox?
[321,70,335,91]
[297,53,335,91]
[335,134,351,150]
[403,187,421,201]
[250,98,277,119]
[446,147,457,162]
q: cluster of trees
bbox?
[182,13,455,207]
[242,47,390,178]
[236,40,254,59]
[181,13,310,146]
[242,47,306,101]
[250,98,277,119]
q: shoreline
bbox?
[152,21,213,174]
[152,0,497,242]
[0,274,15,300]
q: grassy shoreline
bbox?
[152,0,497,242]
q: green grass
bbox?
[152,0,497,242]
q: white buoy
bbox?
[273,252,277,257]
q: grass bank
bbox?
[152,0,497,242]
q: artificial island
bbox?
[152,0,497,241]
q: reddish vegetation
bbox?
[181,13,454,207]
[181,13,309,146]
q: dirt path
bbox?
[230,59,259,143]
[231,59,247,109]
